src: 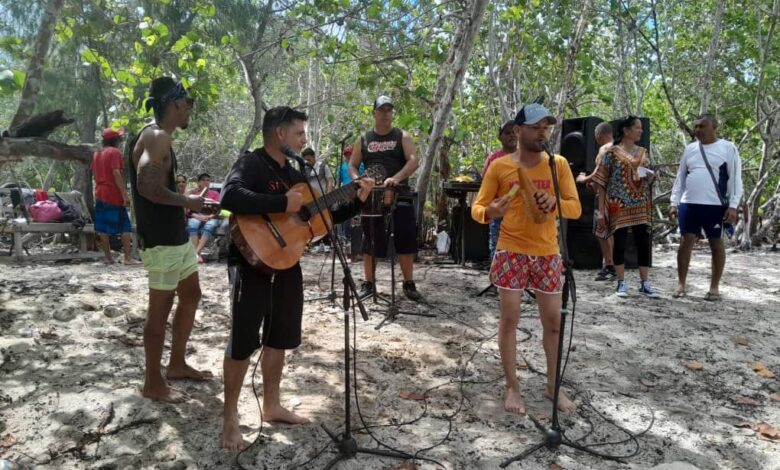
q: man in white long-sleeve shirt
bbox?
[669,114,743,300]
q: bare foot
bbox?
[167,364,213,381]
[504,388,526,415]
[103,258,116,265]
[142,384,190,403]
[546,388,576,413]
[121,258,142,265]
[263,404,311,424]
[672,285,686,298]
[221,417,249,451]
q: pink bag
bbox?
[29,200,63,222]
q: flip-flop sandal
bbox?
[704,292,721,301]
[672,290,687,298]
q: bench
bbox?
[0,188,105,263]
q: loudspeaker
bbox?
[567,225,602,270]
[609,116,651,150]
[560,116,604,174]
[449,204,489,263]
[568,185,597,231]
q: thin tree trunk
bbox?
[486,8,512,122]
[699,0,725,114]
[550,0,595,147]
[10,0,65,128]
[415,0,489,223]
[436,136,452,227]
[239,57,265,155]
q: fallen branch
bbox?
[0,137,94,166]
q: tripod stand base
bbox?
[375,303,436,330]
[320,424,411,470]
[499,426,563,468]
[305,290,339,303]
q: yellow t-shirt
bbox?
[471,154,581,256]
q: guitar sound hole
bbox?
[299,205,312,222]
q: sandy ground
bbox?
[1,245,779,470]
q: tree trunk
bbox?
[550,0,595,147]
[73,63,100,215]
[486,8,512,122]
[436,136,452,227]
[699,0,725,114]
[415,0,489,224]
[10,0,65,128]
[238,57,265,155]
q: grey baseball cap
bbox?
[514,103,556,125]
[373,95,394,110]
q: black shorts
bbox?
[226,261,303,360]
[361,202,417,257]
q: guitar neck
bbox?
[303,181,359,215]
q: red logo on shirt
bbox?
[367,140,398,153]
[533,180,551,190]
[268,181,286,192]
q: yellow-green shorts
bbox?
[139,242,199,291]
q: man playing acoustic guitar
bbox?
[219,106,373,450]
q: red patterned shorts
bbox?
[489,250,564,293]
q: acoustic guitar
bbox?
[231,166,380,272]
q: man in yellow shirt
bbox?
[472,103,581,416]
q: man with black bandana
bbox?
[128,76,213,404]
[349,96,422,301]
[219,106,373,450]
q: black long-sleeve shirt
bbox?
[221,147,361,265]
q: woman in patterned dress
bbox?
[592,116,659,298]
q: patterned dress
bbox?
[592,146,652,237]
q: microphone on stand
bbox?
[542,142,556,168]
[281,145,311,171]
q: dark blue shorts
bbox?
[95,200,132,235]
[678,203,727,239]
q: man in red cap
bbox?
[91,127,139,264]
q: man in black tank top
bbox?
[349,96,423,301]
[129,77,214,404]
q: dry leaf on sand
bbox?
[756,423,780,441]
[687,361,704,370]
[770,393,780,402]
[0,433,16,448]
[735,397,760,406]
[731,336,749,346]
[399,390,427,401]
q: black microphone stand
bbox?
[306,134,352,305]
[283,147,412,469]
[500,145,616,467]
[374,189,436,330]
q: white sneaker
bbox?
[616,280,628,297]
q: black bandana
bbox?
[144,82,192,112]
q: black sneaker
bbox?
[360,281,374,298]
[595,265,616,281]
[402,281,423,302]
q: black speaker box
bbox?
[560,116,604,174]
[449,204,489,263]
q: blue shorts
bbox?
[94,200,132,235]
[187,217,221,237]
[678,203,727,239]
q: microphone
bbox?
[542,142,555,159]
[280,145,311,168]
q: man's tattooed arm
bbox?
[136,131,189,207]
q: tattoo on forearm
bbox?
[137,161,187,207]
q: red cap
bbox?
[102,128,125,140]
[343,146,353,156]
